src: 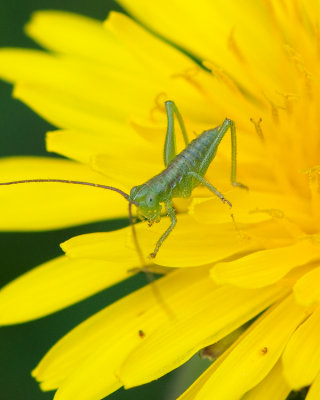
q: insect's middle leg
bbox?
[150,200,177,258]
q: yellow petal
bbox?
[190,295,310,400]
[13,78,153,137]
[119,282,287,388]
[0,30,246,137]
[282,305,320,389]
[0,49,146,116]
[0,157,127,230]
[177,341,235,400]
[211,241,320,288]
[191,189,311,229]
[60,227,141,267]
[13,81,114,136]
[32,268,210,398]
[61,214,259,268]
[91,151,162,189]
[242,360,291,400]
[293,265,320,306]
[0,49,158,131]
[117,0,288,98]
[26,11,140,69]
[107,12,242,125]
[46,127,152,168]
[0,255,133,324]
[105,11,194,75]
[0,49,77,86]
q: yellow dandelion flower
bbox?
[0,1,320,400]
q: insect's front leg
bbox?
[149,200,177,258]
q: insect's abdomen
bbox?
[148,128,219,200]
[178,128,219,175]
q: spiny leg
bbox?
[150,200,177,258]
[187,171,232,207]
[222,118,247,189]
[163,100,189,167]
[197,119,247,190]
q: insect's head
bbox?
[129,185,161,224]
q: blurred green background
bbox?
[0,1,211,400]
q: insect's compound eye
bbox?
[146,193,156,207]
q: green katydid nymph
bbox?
[0,101,246,259]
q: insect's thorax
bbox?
[129,127,221,222]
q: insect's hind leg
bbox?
[163,101,189,167]
[221,119,247,190]
[187,171,232,207]
[150,200,177,258]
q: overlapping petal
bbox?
[293,265,320,306]
[117,0,291,102]
[0,255,133,324]
[25,11,141,69]
[61,214,259,268]
[282,304,320,389]
[0,157,127,229]
[32,268,212,398]
[179,295,311,400]
[119,282,287,387]
[191,190,312,229]
[242,361,291,400]
[210,241,320,288]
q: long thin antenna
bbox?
[0,179,130,201]
[1,177,174,318]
